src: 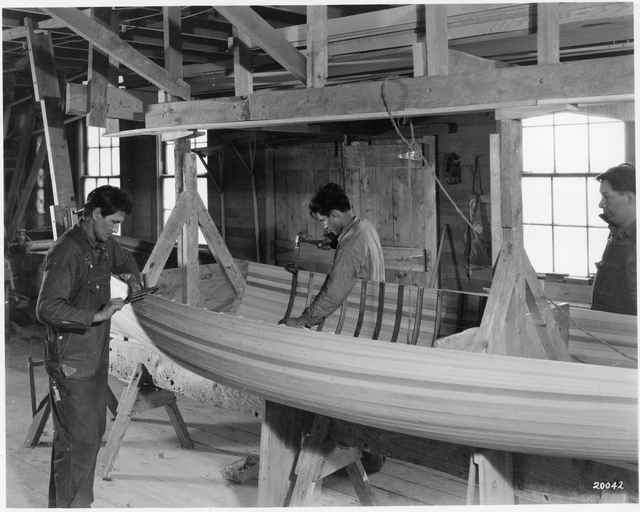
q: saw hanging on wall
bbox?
[443,153,462,185]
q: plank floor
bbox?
[5,321,476,509]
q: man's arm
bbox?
[626,246,637,310]
[285,248,360,328]
[36,249,96,330]
[110,239,142,292]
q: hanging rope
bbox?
[381,78,481,238]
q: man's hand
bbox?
[317,232,338,250]
[278,316,305,328]
[93,298,125,323]
[125,274,143,294]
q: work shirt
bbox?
[37,223,140,380]
[591,219,637,316]
[300,217,385,327]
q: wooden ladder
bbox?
[98,362,194,480]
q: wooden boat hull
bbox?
[111,276,637,462]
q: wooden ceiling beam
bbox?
[214,5,307,86]
[42,7,190,100]
[130,55,632,136]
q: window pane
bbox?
[87,126,101,147]
[522,115,553,127]
[587,178,604,226]
[84,178,97,199]
[588,227,609,275]
[554,227,587,275]
[111,147,120,172]
[97,177,109,188]
[164,144,175,175]
[197,177,208,203]
[555,124,588,173]
[163,209,172,227]
[162,177,176,209]
[554,112,588,126]
[87,148,100,176]
[589,122,626,173]
[523,126,554,173]
[522,177,552,224]
[100,149,112,176]
[524,225,553,273]
[196,157,208,175]
[552,177,586,226]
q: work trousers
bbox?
[48,367,108,508]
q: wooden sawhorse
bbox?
[98,362,194,480]
[258,401,378,507]
[24,356,119,447]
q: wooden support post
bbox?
[290,415,331,506]
[87,8,119,128]
[425,4,449,76]
[175,141,200,306]
[26,18,78,237]
[537,3,560,64]
[258,401,304,507]
[232,26,253,96]
[258,403,377,507]
[422,136,438,287]
[98,363,193,480]
[499,119,526,358]
[306,6,328,88]
[473,450,515,505]
[265,147,276,264]
[489,134,502,267]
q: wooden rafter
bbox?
[42,7,190,100]
[214,5,307,85]
[26,17,77,237]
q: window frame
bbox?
[521,113,626,278]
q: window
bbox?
[522,113,626,277]
[83,126,120,202]
[161,132,209,243]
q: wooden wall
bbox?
[120,114,497,295]
[431,113,496,293]
[270,140,434,274]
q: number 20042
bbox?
[593,481,624,490]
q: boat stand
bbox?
[98,362,194,480]
[258,401,378,507]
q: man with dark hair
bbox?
[280,182,386,473]
[592,163,637,315]
[282,182,385,329]
[37,185,142,507]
